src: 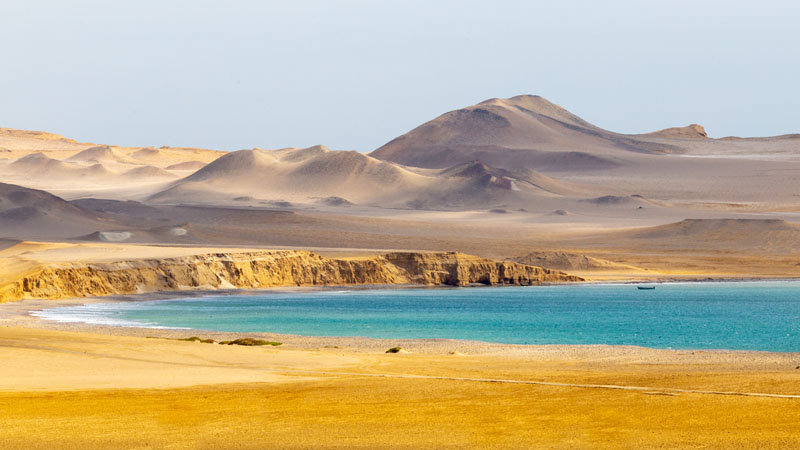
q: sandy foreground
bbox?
[1,296,800,449]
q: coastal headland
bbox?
[0,243,580,303]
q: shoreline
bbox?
[5,282,800,358]
[4,285,800,449]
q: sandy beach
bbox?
[1,293,799,449]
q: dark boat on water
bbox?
[637,286,656,290]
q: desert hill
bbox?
[0,128,76,142]
[0,127,87,152]
[371,96,800,211]
[369,95,686,172]
[0,183,114,237]
[1,96,800,249]
[369,95,800,190]
[514,250,645,273]
[0,186,213,244]
[630,218,800,241]
[587,219,800,254]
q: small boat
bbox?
[637,286,656,290]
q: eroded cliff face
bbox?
[0,250,582,302]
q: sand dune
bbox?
[582,195,656,207]
[437,160,586,196]
[122,165,179,179]
[130,148,222,167]
[67,145,140,165]
[9,152,75,173]
[164,160,207,171]
[149,146,575,210]
[0,128,225,199]
[0,127,224,164]
[150,146,430,205]
[130,148,161,160]
[5,153,117,180]
[83,163,117,176]
[153,145,227,161]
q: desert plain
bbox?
[2,96,800,448]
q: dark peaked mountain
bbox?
[369,95,683,172]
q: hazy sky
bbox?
[1,0,798,151]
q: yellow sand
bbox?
[1,326,799,449]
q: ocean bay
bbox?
[37,282,800,352]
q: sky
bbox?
[1,0,798,151]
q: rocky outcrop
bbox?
[644,124,708,139]
[0,250,581,302]
[383,252,576,285]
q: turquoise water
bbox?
[35,282,800,352]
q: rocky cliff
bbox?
[0,250,581,302]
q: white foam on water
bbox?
[32,302,188,329]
